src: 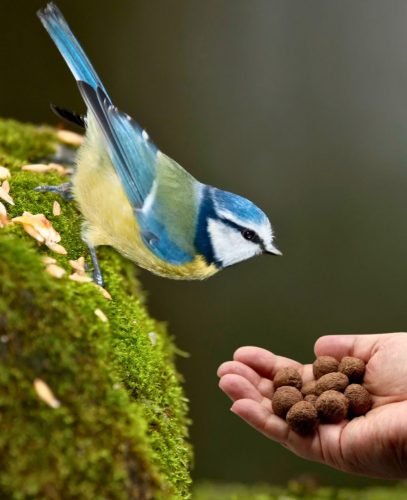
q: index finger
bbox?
[233,346,314,383]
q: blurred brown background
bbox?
[2,0,407,488]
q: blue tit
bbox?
[37,3,281,285]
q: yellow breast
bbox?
[72,132,218,280]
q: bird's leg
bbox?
[34,182,105,287]
[86,242,105,288]
[33,182,74,201]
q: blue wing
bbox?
[77,82,158,208]
[38,3,157,208]
[38,3,200,265]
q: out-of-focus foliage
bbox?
[193,482,407,500]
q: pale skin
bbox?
[218,332,407,480]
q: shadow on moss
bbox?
[0,119,191,499]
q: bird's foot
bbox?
[86,242,105,288]
[34,182,74,201]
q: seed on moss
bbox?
[344,384,372,416]
[315,390,349,423]
[339,356,366,382]
[315,372,349,395]
[272,386,303,418]
[45,263,66,279]
[313,356,339,379]
[53,201,61,216]
[301,380,317,396]
[56,129,84,146]
[0,183,14,205]
[0,166,10,180]
[273,367,302,390]
[286,401,318,435]
[304,394,318,405]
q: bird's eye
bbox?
[242,229,256,241]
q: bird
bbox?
[36,3,281,286]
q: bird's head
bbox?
[196,187,281,269]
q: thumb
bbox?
[314,333,387,362]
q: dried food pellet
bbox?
[286,401,318,435]
[316,390,349,423]
[313,356,339,379]
[273,367,302,390]
[272,386,303,418]
[315,372,349,395]
[339,357,366,383]
[344,384,372,416]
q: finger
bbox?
[217,361,261,386]
[233,346,301,378]
[218,374,263,404]
[231,399,289,443]
[218,360,274,399]
[233,346,314,383]
[314,334,385,362]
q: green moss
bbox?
[0,119,191,499]
[193,482,407,500]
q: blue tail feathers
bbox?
[37,3,110,99]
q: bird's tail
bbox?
[37,3,110,100]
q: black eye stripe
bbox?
[219,217,265,249]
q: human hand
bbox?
[218,333,407,479]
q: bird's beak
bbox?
[264,243,283,256]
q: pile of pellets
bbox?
[272,356,372,435]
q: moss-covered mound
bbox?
[0,119,191,499]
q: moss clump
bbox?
[0,119,191,499]
[193,482,407,500]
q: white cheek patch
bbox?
[207,218,261,267]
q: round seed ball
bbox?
[344,384,372,416]
[316,390,349,423]
[272,386,303,418]
[313,356,339,379]
[301,380,317,396]
[286,401,318,435]
[339,357,366,383]
[273,367,302,390]
[304,394,318,405]
[315,372,349,395]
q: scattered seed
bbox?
[56,129,84,146]
[0,202,9,227]
[48,162,69,175]
[2,180,10,194]
[42,256,57,265]
[69,272,92,283]
[69,256,86,275]
[148,332,157,345]
[12,212,61,245]
[94,284,112,300]
[0,184,14,205]
[46,241,67,255]
[22,163,68,175]
[33,378,61,409]
[52,200,61,216]
[94,308,108,322]
[0,166,11,180]
[45,263,66,279]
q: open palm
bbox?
[218,333,407,479]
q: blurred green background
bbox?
[2,0,407,489]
